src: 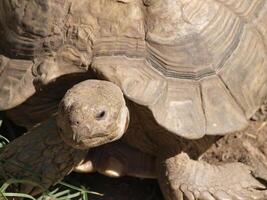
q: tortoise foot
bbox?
[158,153,267,200]
[74,141,156,179]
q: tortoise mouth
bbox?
[56,79,130,149]
[59,128,122,150]
[58,106,130,150]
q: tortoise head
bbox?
[57,80,129,149]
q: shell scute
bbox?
[92,0,267,138]
[0,57,35,110]
[219,25,267,118]
[0,0,70,58]
[200,76,248,135]
[92,56,166,106]
[1,0,266,138]
[150,79,206,139]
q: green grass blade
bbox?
[56,191,82,200]
[3,193,36,200]
[0,191,8,200]
[82,191,89,200]
[0,178,44,192]
[51,189,71,198]
[47,187,60,195]
[0,136,9,144]
[59,181,103,196]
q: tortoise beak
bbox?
[56,79,129,150]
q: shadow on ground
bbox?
[67,172,163,200]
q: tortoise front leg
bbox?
[74,141,156,179]
[201,121,267,187]
[0,117,87,195]
[157,152,267,200]
[157,121,267,200]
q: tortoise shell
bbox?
[0,0,92,110]
[88,0,267,139]
[1,0,267,139]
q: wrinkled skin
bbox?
[0,80,129,195]
[57,80,129,149]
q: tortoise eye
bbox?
[95,110,106,120]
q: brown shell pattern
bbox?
[1,0,267,139]
[0,0,92,110]
[90,0,267,138]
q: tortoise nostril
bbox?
[96,110,106,120]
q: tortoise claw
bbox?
[158,153,267,200]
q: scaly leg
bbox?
[74,141,156,179]
[0,117,87,195]
[157,151,267,200]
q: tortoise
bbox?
[1,0,267,199]
[2,83,267,200]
